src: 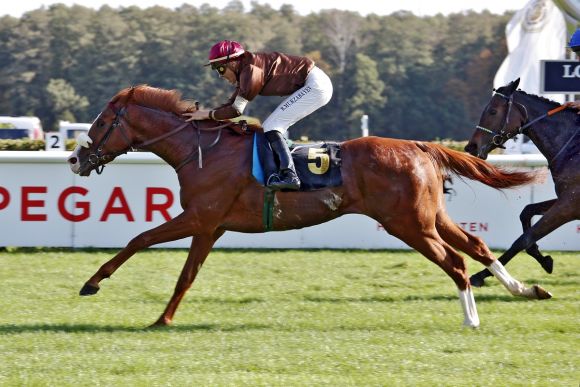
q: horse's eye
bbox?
[489,109,497,115]
[97,119,105,128]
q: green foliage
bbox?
[0,139,77,150]
[0,249,577,385]
[45,78,89,127]
[0,5,513,142]
[0,139,45,150]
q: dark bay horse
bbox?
[465,78,579,286]
[68,85,551,328]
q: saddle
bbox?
[252,132,342,191]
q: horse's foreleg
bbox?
[80,212,196,296]
[151,229,225,327]
[520,200,556,273]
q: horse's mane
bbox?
[516,90,561,107]
[113,85,197,114]
[496,84,561,108]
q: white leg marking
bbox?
[458,287,480,328]
[487,260,525,296]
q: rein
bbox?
[88,103,233,174]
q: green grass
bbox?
[0,248,578,386]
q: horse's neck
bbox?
[519,94,576,162]
[130,105,252,173]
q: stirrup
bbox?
[267,171,300,191]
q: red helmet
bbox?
[205,40,245,66]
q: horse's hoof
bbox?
[533,285,552,300]
[79,283,100,296]
[148,318,171,329]
[541,256,553,274]
[470,274,485,288]
[462,322,480,329]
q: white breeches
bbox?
[262,66,333,134]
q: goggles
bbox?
[211,63,227,76]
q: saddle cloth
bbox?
[252,132,342,191]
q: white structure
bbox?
[494,0,568,102]
[0,116,44,139]
[494,0,578,154]
[361,115,369,137]
[0,151,578,250]
[58,121,91,140]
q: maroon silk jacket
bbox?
[213,51,315,120]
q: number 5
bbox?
[307,148,330,175]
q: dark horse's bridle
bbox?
[88,103,231,174]
[474,91,529,148]
[475,91,566,150]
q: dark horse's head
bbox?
[465,78,527,159]
[68,85,195,176]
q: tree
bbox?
[344,53,386,137]
[45,78,89,128]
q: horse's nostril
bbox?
[68,157,78,164]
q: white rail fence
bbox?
[0,151,578,250]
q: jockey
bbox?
[184,40,333,191]
[564,28,580,113]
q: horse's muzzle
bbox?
[67,145,93,175]
[464,142,477,156]
[68,146,81,174]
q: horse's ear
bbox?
[127,86,136,100]
[512,78,520,90]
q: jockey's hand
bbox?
[563,101,580,114]
[183,110,210,121]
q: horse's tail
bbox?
[415,142,541,189]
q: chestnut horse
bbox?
[68,85,551,328]
[465,78,579,286]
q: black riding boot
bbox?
[265,131,301,191]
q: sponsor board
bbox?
[0,152,578,249]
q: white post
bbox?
[361,114,369,137]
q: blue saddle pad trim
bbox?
[252,132,265,184]
[252,132,342,190]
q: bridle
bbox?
[475,91,529,148]
[87,103,231,174]
[88,104,132,174]
[475,90,567,152]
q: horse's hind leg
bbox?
[470,199,556,285]
[435,211,494,267]
[435,211,551,299]
[80,211,197,295]
[152,229,225,327]
[381,220,479,327]
[434,211,494,288]
[471,199,572,288]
